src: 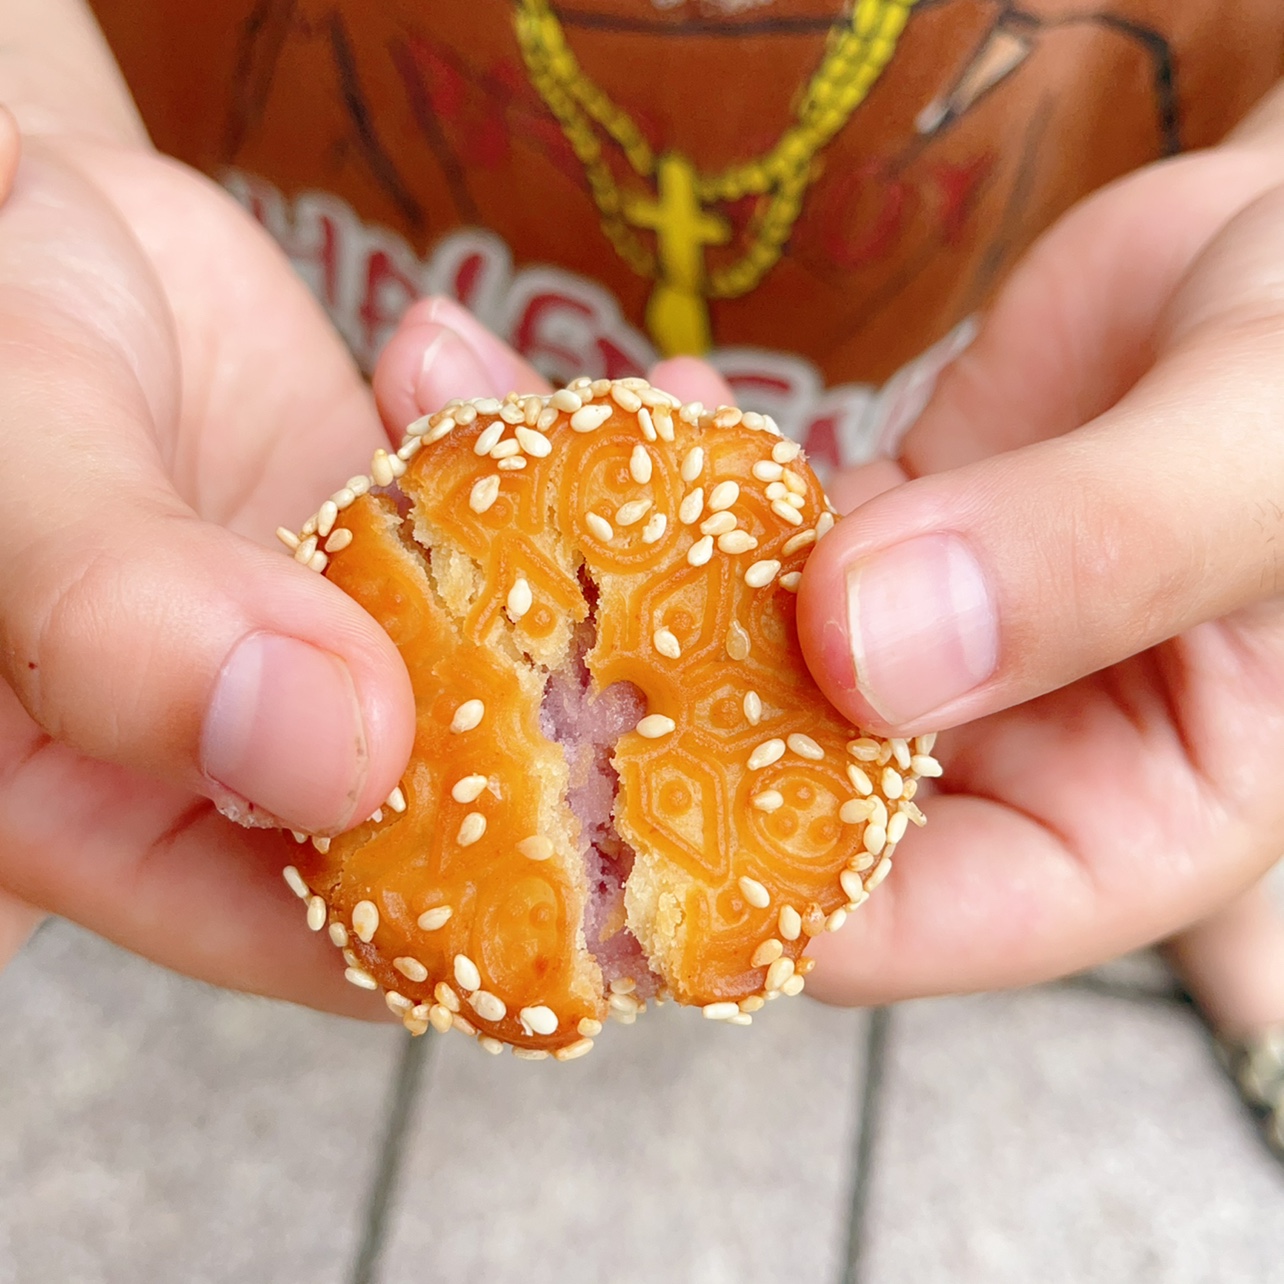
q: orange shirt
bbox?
[89,1,1284,465]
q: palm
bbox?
[0,140,390,1013]
[812,143,1284,1001]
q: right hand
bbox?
[0,115,417,1013]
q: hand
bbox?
[0,118,416,1012]
[797,84,1284,1002]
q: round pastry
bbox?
[275,377,938,1060]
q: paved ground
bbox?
[2,920,1282,1284]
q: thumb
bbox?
[798,186,1284,734]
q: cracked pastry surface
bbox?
[275,377,938,1059]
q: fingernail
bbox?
[846,534,998,724]
[424,296,524,391]
[414,323,499,411]
[202,633,367,832]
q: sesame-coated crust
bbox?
[277,378,938,1058]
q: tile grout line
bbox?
[1053,974,1186,1006]
[349,1033,434,1284]
[838,1006,891,1284]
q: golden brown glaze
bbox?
[279,378,938,1057]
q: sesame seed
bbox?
[347,475,371,497]
[788,733,824,761]
[714,406,743,429]
[325,528,353,553]
[867,857,893,890]
[370,808,385,825]
[429,1004,454,1033]
[457,812,487,847]
[470,990,507,1022]
[578,1018,603,1037]
[725,621,751,661]
[283,866,309,899]
[586,511,614,542]
[678,400,704,424]
[499,403,524,425]
[607,384,639,413]
[507,577,533,622]
[453,955,481,991]
[900,800,927,827]
[515,426,552,458]
[743,559,783,590]
[882,768,905,800]
[316,501,339,539]
[387,786,407,814]
[782,468,807,496]
[779,905,803,941]
[681,446,704,482]
[744,690,763,725]
[729,1013,754,1026]
[305,895,326,931]
[869,796,889,828]
[679,488,704,525]
[687,535,714,566]
[555,1038,595,1061]
[551,388,583,413]
[476,1036,502,1055]
[887,811,909,845]
[571,404,613,433]
[782,529,817,557]
[306,551,328,574]
[497,456,526,472]
[740,995,766,1014]
[637,714,676,739]
[469,475,501,514]
[352,900,379,942]
[840,798,875,824]
[766,957,795,992]
[396,438,421,462]
[537,406,558,431]
[343,948,360,969]
[332,487,356,510]
[616,497,652,527]
[752,790,784,812]
[891,738,912,770]
[700,511,737,537]
[847,765,874,795]
[911,754,943,777]
[637,407,657,441]
[863,824,888,856]
[291,831,307,844]
[914,732,938,755]
[748,738,786,770]
[703,1002,740,1021]
[475,398,502,415]
[276,527,301,552]
[630,445,653,483]
[452,1013,477,1037]
[371,450,395,488]
[394,956,429,983]
[718,530,758,554]
[839,870,864,901]
[779,572,802,591]
[802,905,827,936]
[654,409,676,441]
[518,835,554,861]
[609,991,640,1015]
[708,480,740,511]
[425,416,457,444]
[847,738,881,761]
[752,460,784,483]
[781,974,806,997]
[328,922,349,948]
[738,876,771,909]
[771,498,805,526]
[490,438,521,460]
[752,939,784,967]
[311,835,331,854]
[520,1005,559,1036]
[386,991,412,1014]
[590,378,611,397]
[521,395,542,424]
[451,699,485,733]
[451,775,488,804]
[294,535,318,565]
[418,905,453,931]
[852,853,876,873]
[435,981,461,1011]
[641,513,667,544]
[512,1048,550,1061]
[772,439,801,463]
[653,628,682,659]
[473,420,504,455]
[345,967,379,990]
[406,413,432,437]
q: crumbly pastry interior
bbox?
[275,378,940,1060]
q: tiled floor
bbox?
[2,920,1281,1284]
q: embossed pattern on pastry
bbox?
[275,378,939,1059]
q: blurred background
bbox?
[2,917,1283,1284]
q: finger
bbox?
[0,154,414,834]
[374,295,552,433]
[799,184,1284,735]
[0,886,43,973]
[825,458,908,516]
[902,146,1284,476]
[647,355,733,407]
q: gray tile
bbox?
[0,920,403,1284]
[859,988,1284,1284]
[378,997,868,1284]
[1069,948,1181,1000]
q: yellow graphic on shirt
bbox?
[514,0,920,356]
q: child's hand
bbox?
[0,125,415,1009]
[797,83,1284,1003]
